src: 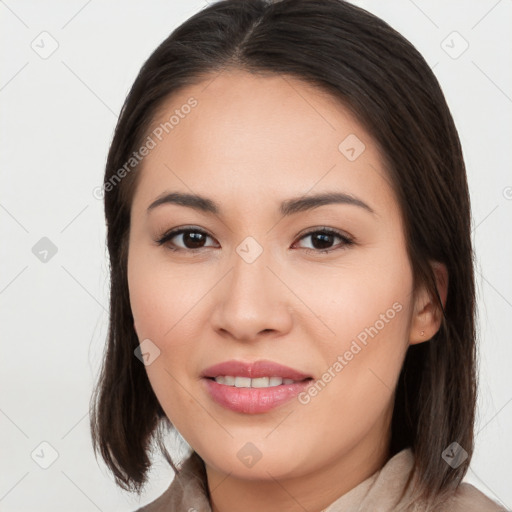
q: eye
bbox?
[293,227,354,254]
[155,226,354,255]
[155,227,218,252]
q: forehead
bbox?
[132,69,396,218]
[150,69,366,159]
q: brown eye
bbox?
[155,226,354,255]
[295,228,354,254]
[156,228,217,251]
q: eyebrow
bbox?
[147,191,375,216]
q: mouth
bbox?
[205,375,312,388]
[200,358,313,381]
[200,359,314,414]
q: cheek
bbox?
[295,256,412,415]
[127,249,210,426]
[297,253,412,351]
[128,247,205,340]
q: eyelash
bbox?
[155,226,355,255]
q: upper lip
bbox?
[200,359,312,380]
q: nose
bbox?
[209,246,293,343]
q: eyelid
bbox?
[292,226,354,253]
[295,226,353,242]
[155,225,355,253]
[155,226,217,249]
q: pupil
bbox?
[313,233,333,249]
[185,232,205,249]
[181,232,334,250]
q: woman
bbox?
[90,0,507,510]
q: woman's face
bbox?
[127,70,422,484]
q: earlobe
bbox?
[409,261,448,345]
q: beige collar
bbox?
[136,447,506,512]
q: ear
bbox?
[409,261,448,345]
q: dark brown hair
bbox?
[90,0,476,507]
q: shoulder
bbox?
[133,451,210,512]
[437,482,509,512]
[133,487,173,512]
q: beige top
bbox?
[135,448,508,512]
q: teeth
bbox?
[213,376,300,388]
[234,376,251,388]
[251,377,270,388]
[269,376,283,386]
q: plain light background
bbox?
[1,1,511,511]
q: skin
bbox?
[127,69,448,512]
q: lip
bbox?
[200,359,312,380]
[203,379,312,414]
[200,359,313,414]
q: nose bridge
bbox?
[229,236,275,309]
[210,236,292,339]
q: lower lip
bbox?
[202,378,312,414]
